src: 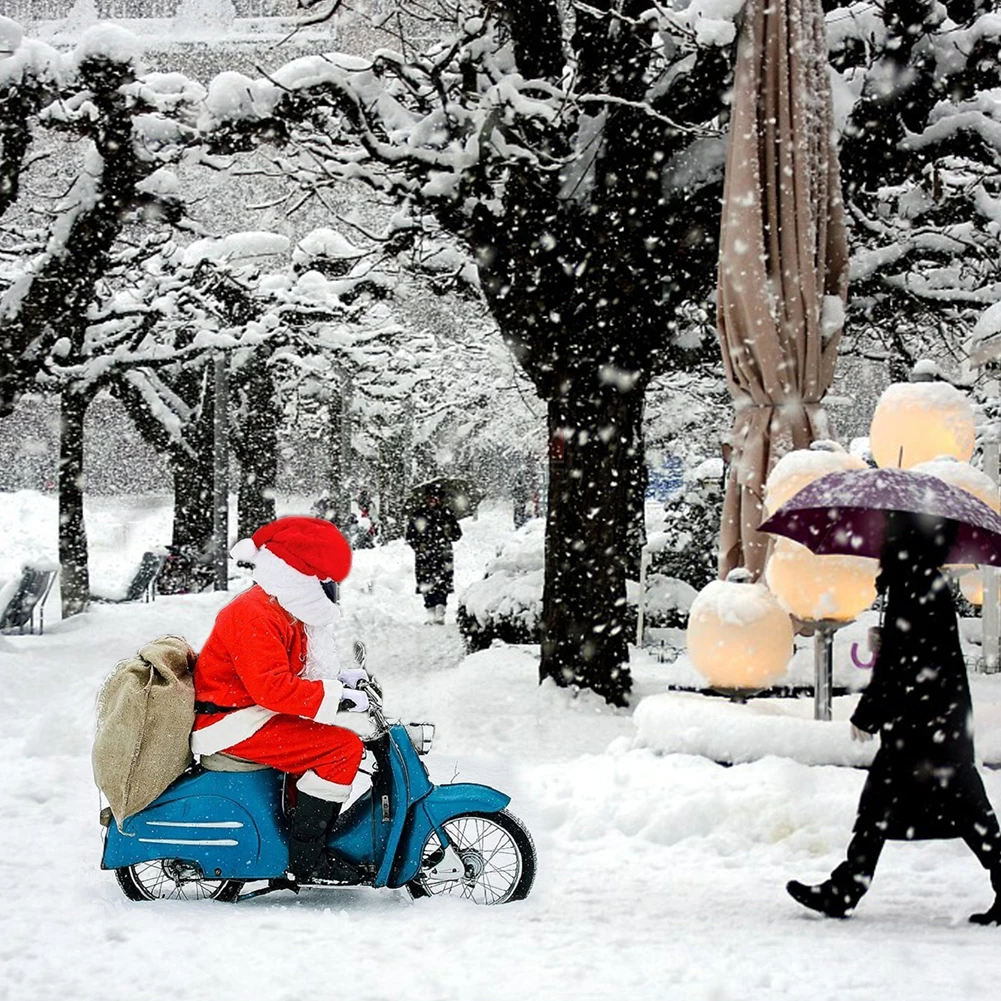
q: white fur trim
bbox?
[190,705,277,757]
[296,770,353,803]
[252,547,341,627]
[313,679,344,725]
[330,711,379,740]
[230,538,259,563]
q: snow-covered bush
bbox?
[457,518,696,652]
[646,459,724,593]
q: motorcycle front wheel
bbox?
[407,809,536,904]
[115,860,243,902]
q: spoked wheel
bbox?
[407,809,536,905]
[115,860,243,902]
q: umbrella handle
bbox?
[850,641,876,670]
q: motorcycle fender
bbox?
[387,783,511,889]
[101,771,288,881]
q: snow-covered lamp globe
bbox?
[869,380,975,469]
[960,571,984,607]
[762,443,878,721]
[686,572,793,691]
[911,457,1000,514]
[763,444,877,624]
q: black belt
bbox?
[194,700,242,715]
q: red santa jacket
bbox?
[190,585,343,756]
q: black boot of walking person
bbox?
[787,859,872,918]
[970,868,1001,926]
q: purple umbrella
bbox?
[758,467,1001,566]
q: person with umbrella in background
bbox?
[784,508,1001,923]
[406,484,463,625]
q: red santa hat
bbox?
[231,517,352,626]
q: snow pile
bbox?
[0,15,23,57]
[181,231,290,268]
[0,33,62,88]
[632,691,876,767]
[72,23,143,70]
[688,577,780,629]
[293,228,365,269]
[201,70,279,126]
[662,0,745,47]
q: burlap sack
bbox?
[93,635,197,826]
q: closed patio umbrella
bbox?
[717,0,849,580]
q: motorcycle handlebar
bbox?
[358,679,388,729]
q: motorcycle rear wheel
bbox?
[115,860,244,902]
[407,809,536,904]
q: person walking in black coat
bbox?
[787,510,1001,924]
[406,487,462,625]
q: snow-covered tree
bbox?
[199,1,734,703]
[831,1,1001,385]
[0,24,199,613]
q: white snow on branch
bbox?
[72,24,143,71]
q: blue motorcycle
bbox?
[101,644,536,905]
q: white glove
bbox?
[338,667,370,689]
[340,689,370,713]
[850,724,873,743]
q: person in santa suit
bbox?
[191,515,370,890]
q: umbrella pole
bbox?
[813,623,836,721]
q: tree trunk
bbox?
[58,388,90,618]
[539,377,641,706]
[232,358,278,541]
[377,426,408,542]
[162,369,217,594]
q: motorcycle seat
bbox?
[199,751,269,772]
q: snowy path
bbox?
[2,495,1001,1000]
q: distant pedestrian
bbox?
[787,510,1001,924]
[512,468,529,529]
[406,486,462,625]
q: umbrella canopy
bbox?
[407,477,483,519]
[759,467,1001,566]
[716,0,849,579]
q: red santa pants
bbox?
[224,716,365,803]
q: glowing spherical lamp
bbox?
[765,538,877,622]
[959,570,984,606]
[911,458,1000,514]
[686,577,794,689]
[869,383,975,469]
[764,444,867,517]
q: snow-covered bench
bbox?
[0,562,59,636]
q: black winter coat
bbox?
[851,566,990,840]
[406,504,462,595]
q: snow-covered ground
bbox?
[3,491,1001,1001]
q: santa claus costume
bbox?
[192,516,370,888]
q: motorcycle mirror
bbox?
[352,640,367,667]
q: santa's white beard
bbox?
[302,623,341,681]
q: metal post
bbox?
[636,549,650,646]
[814,622,835,721]
[212,353,229,592]
[984,437,1001,672]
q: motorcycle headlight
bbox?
[405,722,435,755]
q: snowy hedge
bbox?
[457,519,696,652]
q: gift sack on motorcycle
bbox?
[93,635,197,827]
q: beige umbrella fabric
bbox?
[716,0,849,580]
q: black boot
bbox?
[787,863,869,918]
[970,869,1001,926]
[278,793,341,891]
